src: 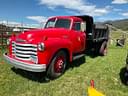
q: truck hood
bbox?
[15,28,70,44]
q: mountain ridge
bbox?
[104,19,128,31]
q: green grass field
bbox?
[0,44,128,96]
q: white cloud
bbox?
[39,0,110,16]
[0,20,41,28]
[112,0,128,4]
[0,20,22,27]
[113,8,122,12]
[96,17,124,22]
[0,20,20,25]
[122,12,128,16]
[27,16,47,23]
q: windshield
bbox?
[45,18,71,29]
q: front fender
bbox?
[37,38,73,66]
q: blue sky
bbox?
[0,0,128,25]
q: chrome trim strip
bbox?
[15,56,31,61]
[11,41,37,61]
[15,50,37,55]
[15,53,30,57]
[4,53,46,72]
[15,42,37,47]
[15,46,37,51]
[16,39,26,42]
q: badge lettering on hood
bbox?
[16,39,26,42]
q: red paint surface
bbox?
[7,16,87,68]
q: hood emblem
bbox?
[16,39,26,42]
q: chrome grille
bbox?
[12,41,37,61]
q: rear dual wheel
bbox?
[47,51,67,79]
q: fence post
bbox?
[1,32,3,48]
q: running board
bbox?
[73,54,85,60]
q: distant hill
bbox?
[104,19,128,31]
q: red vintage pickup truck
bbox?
[4,15,109,79]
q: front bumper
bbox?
[3,53,46,72]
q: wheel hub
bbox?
[54,56,65,73]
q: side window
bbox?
[73,22,81,31]
[73,22,86,32]
[81,22,86,32]
[45,18,56,28]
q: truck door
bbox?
[71,22,86,53]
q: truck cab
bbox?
[44,16,87,53]
[4,15,109,79]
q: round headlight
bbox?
[38,43,45,51]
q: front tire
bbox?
[47,51,67,79]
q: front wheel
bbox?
[47,51,67,79]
